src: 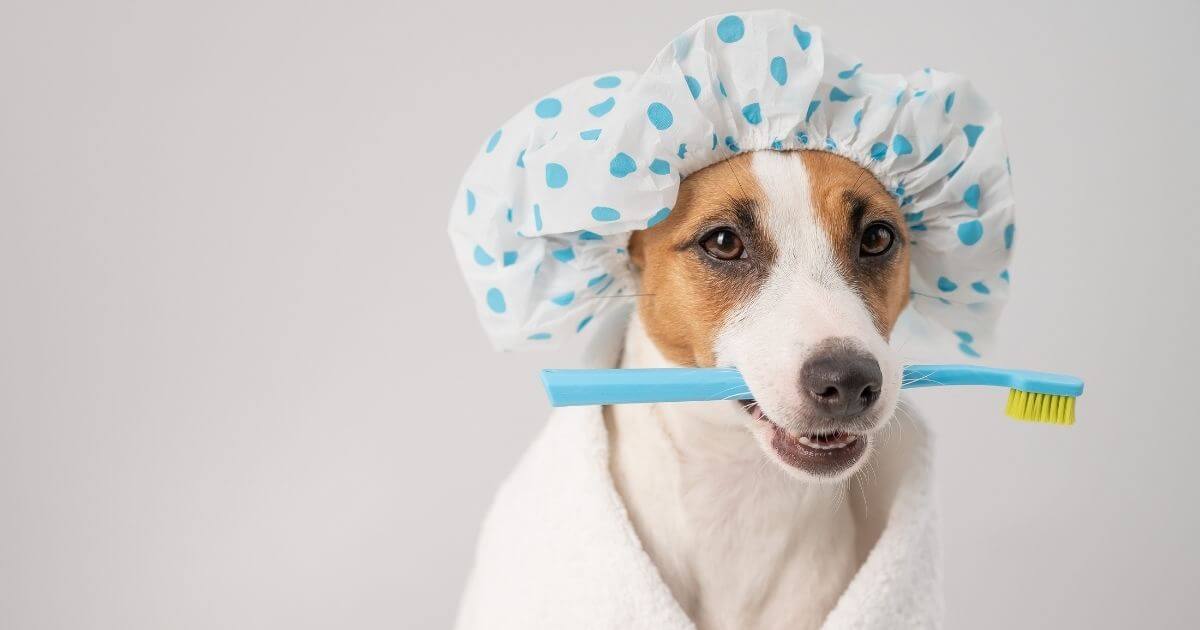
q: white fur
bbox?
[606,151,906,629]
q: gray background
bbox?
[3,0,1198,628]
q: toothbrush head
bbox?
[1005,389,1076,426]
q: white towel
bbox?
[455,403,942,629]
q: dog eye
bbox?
[859,223,895,257]
[700,229,746,261]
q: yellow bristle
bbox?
[1004,389,1076,426]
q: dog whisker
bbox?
[586,293,656,300]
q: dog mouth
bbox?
[742,400,868,477]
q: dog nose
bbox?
[800,345,882,418]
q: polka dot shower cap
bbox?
[449,10,1015,358]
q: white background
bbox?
[3,1,1198,628]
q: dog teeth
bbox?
[798,434,858,450]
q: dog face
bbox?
[629,150,910,480]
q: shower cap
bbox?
[449,10,1015,358]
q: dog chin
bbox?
[741,401,889,481]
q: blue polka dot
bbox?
[535,98,562,119]
[486,288,506,313]
[741,102,762,125]
[587,273,609,288]
[647,102,673,130]
[609,153,636,178]
[923,144,944,164]
[837,63,863,79]
[588,97,615,117]
[527,332,552,341]
[937,276,958,292]
[506,208,513,223]
[892,135,913,156]
[869,142,888,161]
[944,92,956,114]
[580,128,601,141]
[502,251,517,266]
[963,184,981,210]
[677,143,688,159]
[853,109,863,128]
[797,131,810,145]
[824,137,837,150]
[593,75,621,88]
[591,206,621,222]
[770,56,788,85]
[718,80,727,97]
[473,245,494,266]
[533,204,542,231]
[963,124,984,147]
[551,291,575,306]
[577,315,594,332]
[955,330,974,343]
[515,149,525,168]
[1004,223,1015,249]
[684,75,701,99]
[958,343,981,358]
[771,139,783,150]
[466,190,476,215]
[913,90,927,98]
[946,161,964,180]
[649,159,671,175]
[673,34,692,61]
[579,231,603,241]
[793,25,812,50]
[551,247,575,263]
[830,86,853,102]
[647,207,671,227]
[716,15,745,43]
[1000,269,1010,282]
[545,163,568,188]
[711,133,719,149]
[971,281,990,294]
[957,219,984,245]
[592,276,615,294]
[725,136,740,152]
[806,100,820,122]
[485,129,502,153]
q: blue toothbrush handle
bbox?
[900,364,1083,396]
[540,368,749,407]
[540,365,1083,407]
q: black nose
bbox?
[800,342,883,419]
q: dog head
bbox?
[629,150,910,480]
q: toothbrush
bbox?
[540,365,1084,426]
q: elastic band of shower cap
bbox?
[448,10,1015,360]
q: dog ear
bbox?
[628,230,646,269]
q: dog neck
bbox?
[605,314,879,630]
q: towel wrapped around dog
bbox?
[455,402,941,629]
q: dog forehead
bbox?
[746,151,836,261]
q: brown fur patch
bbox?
[798,151,910,336]
[629,154,771,366]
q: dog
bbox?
[606,148,921,630]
